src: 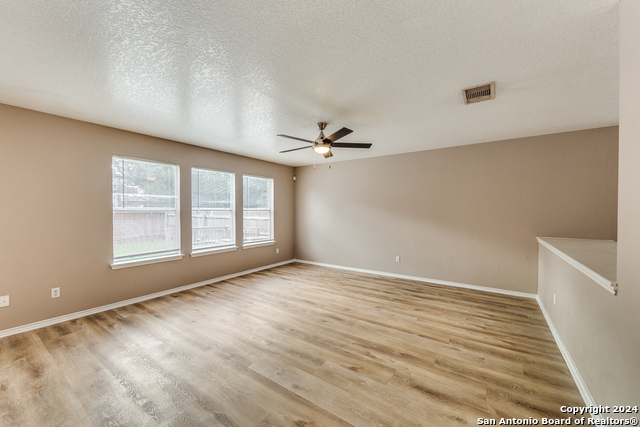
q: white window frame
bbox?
[242,174,275,248]
[190,167,237,257]
[111,156,183,269]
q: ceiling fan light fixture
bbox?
[314,144,331,154]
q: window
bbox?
[243,175,274,245]
[112,156,180,265]
[191,168,235,253]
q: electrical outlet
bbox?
[276,248,280,254]
[0,295,9,307]
[554,294,556,305]
[51,287,60,298]
[396,256,401,263]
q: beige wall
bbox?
[538,244,640,407]
[0,103,295,331]
[295,127,618,294]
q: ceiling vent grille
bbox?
[462,81,495,105]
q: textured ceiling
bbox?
[0,0,619,166]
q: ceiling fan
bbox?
[278,122,372,158]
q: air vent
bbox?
[462,81,495,105]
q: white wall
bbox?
[612,0,640,406]
[538,0,640,408]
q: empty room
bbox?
[1,1,639,426]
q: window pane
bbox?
[123,159,176,209]
[243,175,273,243]
[112,158,124,208]
[113,157,180,261]
[192,168,235,250]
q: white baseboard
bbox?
[536,296,600,418]
[0,259,295,339]
[293,259,537,299]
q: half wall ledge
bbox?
[537,237,618,295]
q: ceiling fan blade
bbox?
[331,142,372,149]
[324,127,353,143]
[277,134,315,144]
[279,146,312,153]
[323,150,333,158]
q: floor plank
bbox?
[0,263,585,426]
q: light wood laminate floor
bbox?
[0,263,584,426]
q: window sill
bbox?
[190,245,238,257]
[110,253,184,270]
[242,240,276,249]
